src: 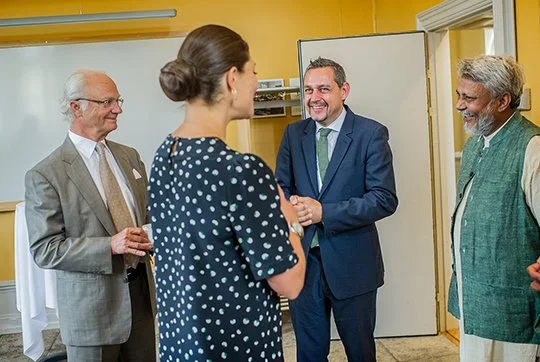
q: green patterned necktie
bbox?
[312,127,332,248]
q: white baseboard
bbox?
[0,280,59,335]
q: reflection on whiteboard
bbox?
[0,37,185,202]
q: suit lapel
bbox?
[62,137,116,235]
[107,141,145,226]
[319,110,354,197]
[301,120,319,194]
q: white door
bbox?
[298,31,437,337]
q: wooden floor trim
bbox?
[444,328,460,346]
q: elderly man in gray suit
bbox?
[25,70,156,362]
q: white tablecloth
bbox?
[14,202,58,361]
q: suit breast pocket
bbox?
[339,159,357,169]
[337,159,362,181]
[331,160,364,195]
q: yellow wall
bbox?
[449,28,486,178]
[373,0,442,33]
[449,29,486,151]
[515,0,540,124]
[0,212,15,280]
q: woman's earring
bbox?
[231,88,237,101]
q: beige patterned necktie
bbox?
[96,142,139,268]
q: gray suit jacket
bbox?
[25,136,156,346]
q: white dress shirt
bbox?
[68,131,137,226]
[315,107,347,191]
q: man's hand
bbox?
[527,258,540,291]
[278,186,298,225]
[290,195,322,226]
[111,227,152,256]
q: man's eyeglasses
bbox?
[75,97,124,108]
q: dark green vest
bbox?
[448,113,540,343]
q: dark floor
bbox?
[0,328,65,362]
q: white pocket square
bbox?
[132,168,143,179]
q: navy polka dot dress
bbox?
[148,136,299,362]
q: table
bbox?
[14,202,58,361]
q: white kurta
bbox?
[454,119,540,361]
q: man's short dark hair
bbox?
[305,57,347,86]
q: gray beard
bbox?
[463,112,497,136]
[462,101,497,136]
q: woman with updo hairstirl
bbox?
[148,24,306,361]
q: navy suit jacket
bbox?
[275,105,398,299]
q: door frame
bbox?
[416,0,516,332]
[417,0,515,56]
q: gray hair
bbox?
[60,70,107,122]
[305,57,347,87]
[458,55,524,109]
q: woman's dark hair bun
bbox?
[159,59,200,102]
[159,24,250,104]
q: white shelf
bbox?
[254,99,300,109]
[254,86,301,110]
[255,86,300,94]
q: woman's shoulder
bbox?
[224,153,278,192]
[227,152,272,172]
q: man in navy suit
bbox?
[275,57,398,362]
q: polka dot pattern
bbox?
[148,136,298,361]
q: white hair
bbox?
[458,55,524,109]
[60,70,108,122]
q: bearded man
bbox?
[450,55,540,361]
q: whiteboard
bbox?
[298,32,437,337]
[0,37,185,202]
